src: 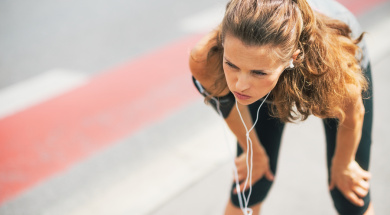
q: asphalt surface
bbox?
[0,0,225,88]
[0,0,389,215]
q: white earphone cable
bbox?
[234,92,270,214]
[194,78,271,215]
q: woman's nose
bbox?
[235,73,250,92]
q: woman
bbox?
[189,0,374,214]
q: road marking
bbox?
[0,34,203,205]
[67,120,235,215]
[0,69,88,119]
[340,0,389,15]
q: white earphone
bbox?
[289,59,294,69]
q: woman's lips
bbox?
[233,91,251,100]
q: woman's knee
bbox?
[230,177,273,209]
[330,188,371,215]
[225,197,262,215]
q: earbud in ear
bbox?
[289,59,294,69]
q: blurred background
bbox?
[0,0,389,214]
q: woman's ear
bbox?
[286,50,301,69]
[292,49,301,61]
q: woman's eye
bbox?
[225,61,236,68]
[253,71,266,76]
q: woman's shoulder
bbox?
[190,27,220,60]
[189,28,223,78]
[189,27,226,95]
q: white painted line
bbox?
[0,69,88,119]
[67,119,236,215]
[179,4,225,33]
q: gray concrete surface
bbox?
[0,0,225,88]
[1,0,389,215]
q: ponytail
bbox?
[272,0,368,122]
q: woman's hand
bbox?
[329,160,371,206]
[233,149,274,194]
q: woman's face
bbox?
[223,34,289,105]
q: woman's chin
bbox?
[235,98,256,106]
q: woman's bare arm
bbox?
[330,86,371,206]
[333,87,365,166]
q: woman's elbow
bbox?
[348,100,365,127]
[357,102,365,122]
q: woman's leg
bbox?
[225,100,285,214]
[364,203,375,215]
[322,63,374,215]
[224,198,262,215]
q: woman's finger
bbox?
[239,180,251,193]
[359,169,372,181]
[353,185,369,198]
[233,180,250,194]
[237,171,247,182]
[265,169,274,181]
[234,157,243,168]
[329,179,335,190]
[345,191,364,207]
[357,179,370,190]
[232,167,247,183]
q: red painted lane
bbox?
[0,0,388,207]
[0,34,204,204]
[337,0,389,15]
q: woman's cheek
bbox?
[255,77,273,89]
[265,74,281,88]
[223,69,235,89]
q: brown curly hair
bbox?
[206,0,368,122]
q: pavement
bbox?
[0,1,389,215]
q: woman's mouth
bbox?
[233,91,251,100]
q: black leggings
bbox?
[230,63,373,215]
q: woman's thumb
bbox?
[329,179,335,190]
[265,169,274,181]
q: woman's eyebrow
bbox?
[224,57,239,68]
[224,57,268,73]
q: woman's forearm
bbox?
[333,93,365,165]
[333,124,363,165]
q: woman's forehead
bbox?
[223,34,283,69]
